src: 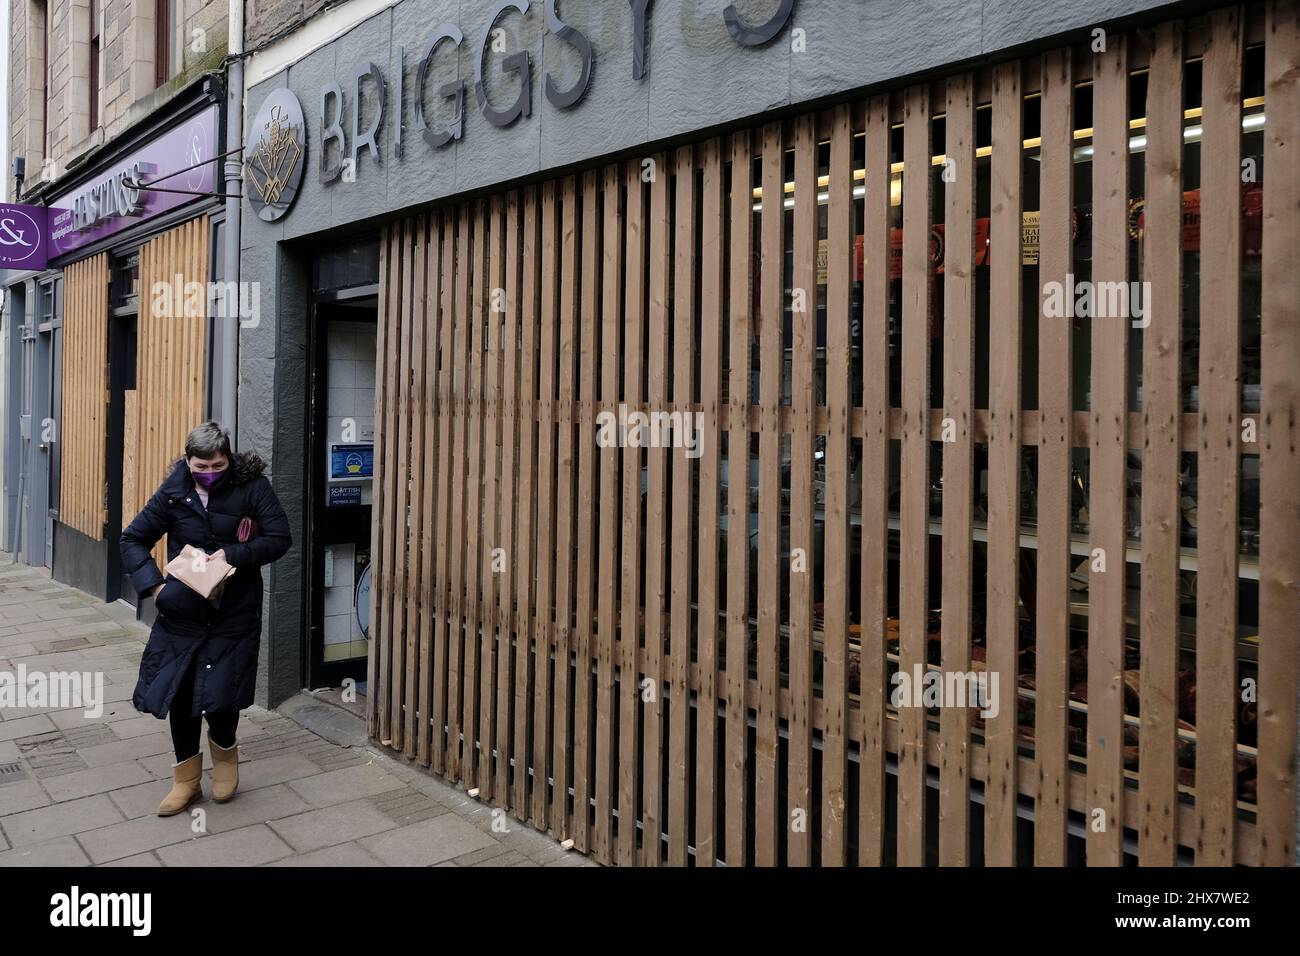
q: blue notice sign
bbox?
[327,484,362,508]
[329,443,374,480]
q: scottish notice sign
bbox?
[0,203,50,272]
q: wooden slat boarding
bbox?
[572,170,600,853]
[391,217,414,757]
[1138,24,1183,866]
[986,61,1023,866]
[787,114,817,869]
[940,73,976,867]
[495,194,520,804]
[859,96,891,866]
[360,10,1300,867]
[534,182,559,829]
[642,152,669,867]
[366,229,390,741]
[724,131,754,869]
[668,145,696,868]
[403,214,428,762]
[820,105,853,867]
[552,175,579,837]
[755,122,784,866]
[1088,32,1130,868]
[129,218,209,569]
[897,84,933,867]
[619,160,647,866]
[1034,48,1075,866]
[1257,0,1300,867]
[480,199,502,799]
[417,211,445,769]
[1195,7,1243,867]
[594,164,623,864]
[463,201,486,793]
[695,138,725,867]
[514,188,540,819]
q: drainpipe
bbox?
[222,0,244,447]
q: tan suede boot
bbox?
[157,754,203,816]
[208,735,239,802]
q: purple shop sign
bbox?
[46,104,218,260]
[0,203,50,272]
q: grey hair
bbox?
[184,421,233,461]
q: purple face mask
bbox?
[192,469,226,490]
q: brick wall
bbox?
[6,0,230,200]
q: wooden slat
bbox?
[755,121,784,866]
[986,60,1024,866]
[859,96,891,866]
[1137,24,1183,866]
[940,72,976,867]
[1195,7,1242,867]
[404,214,429,761]
[619,159,647,866]
[1034,48,1075,866]
[642,152,669,866]
[724,130,754,868]
[1088,33,1129,867]
[513,188,540,818]
[447,206,471,783]
[820,106,853,867]
[417,211,444,769]
[552,175,579,837]
[534,181,559,829]
[496,195,521,805]
[668,145,695,867]
[391,217,414,756]
[897,83,932,867]
[572,170,600,854]
[695,137,725,867]
[433,212,458,775]
[367,224,385,744]
[594,164,623,864]
[480,198,502,800]
[377,226,402,748]
[464,200,487,791]
[788,114,817,868]
[1257,0,1300,867]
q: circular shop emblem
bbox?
[245,89,307,222]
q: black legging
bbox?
[169,654,239,762]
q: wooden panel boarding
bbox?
[366,4,1298,866]
[60,253,109,541]
[127,218,211,571]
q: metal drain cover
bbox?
[0,761,29,784]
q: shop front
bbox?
[2,86,229,607]
[241,0,1299,866]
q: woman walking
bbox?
[120,421,291,816]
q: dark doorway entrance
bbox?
[305,281,379,692]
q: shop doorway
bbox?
[12,278,61,568]
[305,281,379,691]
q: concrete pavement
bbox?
[0,557,593,867]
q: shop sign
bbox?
[0,203,50,272]
[46,105,218,259]
[255,0,797,198]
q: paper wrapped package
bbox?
[164,545,236,601]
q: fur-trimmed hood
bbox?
[161,451,267,493]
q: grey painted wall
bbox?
[243,0,1191,708]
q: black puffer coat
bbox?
[120,454,292,719]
